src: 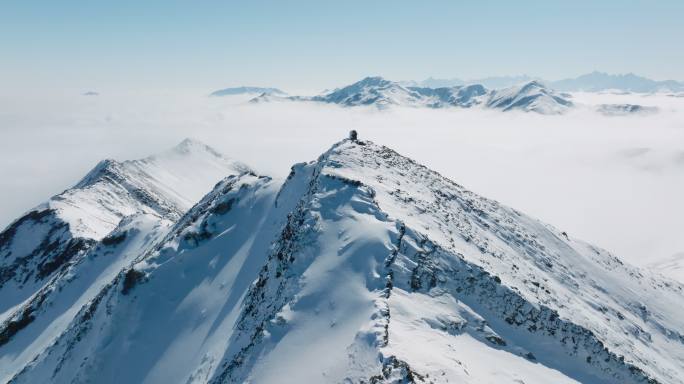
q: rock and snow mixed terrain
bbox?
[0,139,250,368]
[2,137,684,383]
[250,76,574,114]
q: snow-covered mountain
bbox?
[210,87,286,97]
[4,137,683,384]
[487,80,574,114]
[311,76,428,108]
[252,76,573,114]
[409,84,489,108]
[0,139,250,333]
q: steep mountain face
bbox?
[6,139,684,384]
[251,76,573,114]
[487,81,573,114]
[3,172,289,384]
[0,139,251,352]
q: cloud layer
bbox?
[1,91,683,267]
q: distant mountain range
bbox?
[210,86,286,97]
[551,72,684,92]
[209,72,682,104]
[210,72,681,114]
[251,76,574,114]
[409,72,684,93]
[402,75,538,90]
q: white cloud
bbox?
[1,91,683,267]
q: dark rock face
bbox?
[121,268,145,295]
[0,209,94,290]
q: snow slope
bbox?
[0,139,250,335]
[3,172,291,383]
[0,213,173,381]
[6,138,684,384]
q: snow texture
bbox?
[0,139,250,378]
[3,138,683,383]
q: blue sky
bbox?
[1,0,683,92]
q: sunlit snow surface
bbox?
[3,139,683,383]
[0,141,250,380]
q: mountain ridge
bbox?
[251,76,573,114]
[410,72,684,93]
[4,137,683,383]
[0,139,250,338]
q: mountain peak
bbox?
[0,139,253,337]
[4,139,684,383]
[73,158,121,188]
[487,80,572,113]
[171,138,222,157]
[519,79,546,90]
[356,75,392,86]
[262,76,569,113]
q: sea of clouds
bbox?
[1,90,683,268]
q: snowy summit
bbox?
[1,137,683,383]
